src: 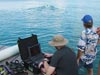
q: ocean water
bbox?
[0,0,100,75]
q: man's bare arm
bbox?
[77,49,83,64]
[96,27,100,44]
[98,39,100,44]
[44,60,55,75]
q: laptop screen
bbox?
[28,44,41,57]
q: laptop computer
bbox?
[28,44,44,63]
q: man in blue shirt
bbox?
[77,15,100,75]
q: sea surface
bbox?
[0,0,100,75]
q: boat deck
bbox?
[0,46,41,75]
[0,54,35,75]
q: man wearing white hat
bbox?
[43,34,78,75]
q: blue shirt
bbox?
[77,27,100,64]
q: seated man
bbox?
[40,34,78,75]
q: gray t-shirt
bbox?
[50,46,78,75]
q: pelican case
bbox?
[17,34,44,74]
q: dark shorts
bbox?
[79,59,93,69]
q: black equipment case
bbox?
[17,34,44,74]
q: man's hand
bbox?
[44,53,53,58]
[96,27,100,35]
[38,58,49,68]
[38,61,44,69]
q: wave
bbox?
[27,5,58,11]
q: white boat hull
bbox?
[0,45,19,61]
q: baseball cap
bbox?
[82,15,93,23]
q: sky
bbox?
[0,0,62,1]
[0,0,29,1]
